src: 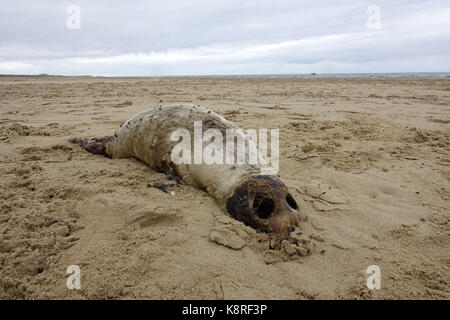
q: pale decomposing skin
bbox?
[72,104,299,240]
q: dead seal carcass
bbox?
[72,104,299,239]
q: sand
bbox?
[0,76,449,299]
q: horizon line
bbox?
[1,71,450,78]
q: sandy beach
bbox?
[0,76,449,299]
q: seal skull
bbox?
[226,175,299,239]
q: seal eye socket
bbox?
[253,196,275,219]
[286,194,298,210]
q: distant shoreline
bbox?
[1,72,450,79]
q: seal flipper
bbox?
[160,160,183,184]
[70,136,113,157]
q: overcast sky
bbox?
[0,0,449,76]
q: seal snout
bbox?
[268,209,299,240]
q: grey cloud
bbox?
[0,0,449,75]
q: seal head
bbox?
[226,175,299,239]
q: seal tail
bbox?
[69,136,113,157]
